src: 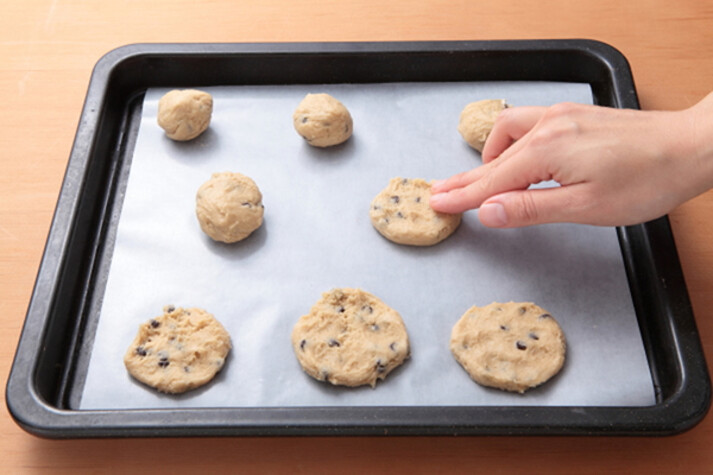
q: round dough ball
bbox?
[450,302,566,393]
[157,89,213,141]
[457,99,509,152]
[370,177,462,246]
[293,93,353,147]
[195,172,264,243]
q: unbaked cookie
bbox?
[458,99,509,153]
[291,288,410,388]
[370,177,462,246]
[293,93,353,147]
[157,89,213,141]
[450,302,566,393]
[124,305,231,394]
[195,172,264,243]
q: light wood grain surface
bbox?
[2,1,713,473]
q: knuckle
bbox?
[531,106,581,147]
[475,167,498,196]
[510,192,540,224]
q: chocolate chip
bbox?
[362,305,373,314]
[500,325,509,331]
[135,346,147,357]
[396,212,405,218]
[539,313,552,320]
[516,341,527,350]
[241,202,252,207]
[519,306,527,315]
[401,178,409,184]
[337,306,345,313]
[376,361,387,373]
[301,116,308,123]
[389,342,397,351]
[300,339,307,351]
[415,197,421,203]
[390,195,400,204]
[165,305,175,313]
[321,370,330,382]
[328,339,340,347]
[150,319,160,328]
[529,332,539,340]
[370,324,380,331]
[158,357,170,368]
[184,366,191,373]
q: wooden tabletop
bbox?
[2,1,713,472]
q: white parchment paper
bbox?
[79,82,655,409]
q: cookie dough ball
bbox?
[292,288,410,388]
[195,172,264,243]
[293,93,353,147]
[157,89,213,141]
[457,99,509,152]
[370,177,462,246]
[124,305,231,394]
[450,302,566,393]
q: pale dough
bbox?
[293,93,353,147]
[123,306,231,394]
[195,172,264,243]
[370,177,462,246]
[450,302,566,393]
[457,99,509,153]
[157,89,213,141]
[291,288,410,388]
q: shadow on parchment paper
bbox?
[377,216,479,259]
[160,127,221,164]
[199,219,269,260]
[461,217,626,301]
[299,135,359,165]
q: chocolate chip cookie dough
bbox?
[124,306,232,394]
[458,99,509,153]
[291,288,410,388]
[195,171,265,243]
[450,302,566,393]
[157,89,213,141]
[292,93,353,147]
[370,177,462,246]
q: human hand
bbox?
[430,95,713,228]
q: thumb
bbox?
[478,187,577,228]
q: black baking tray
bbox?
[7,40,710,437]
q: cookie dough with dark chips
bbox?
[124,306,231,394]
[450,301,566,393]
[291,288,410,388]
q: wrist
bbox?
[688,93,713,188]
[658,94,713,198]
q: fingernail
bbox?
[479,202,508,227]
[430,179,446,191]
[429,192,444,207]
